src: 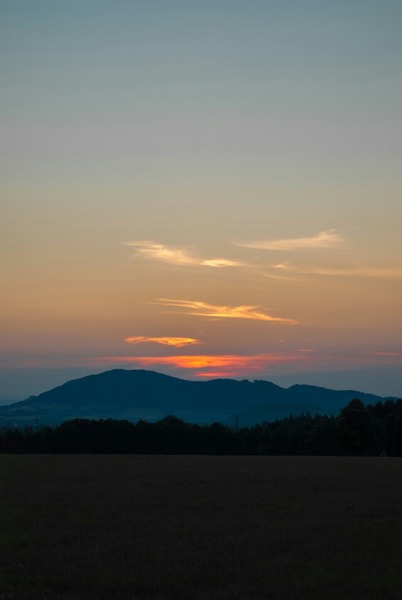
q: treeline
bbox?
[1,399,402,456]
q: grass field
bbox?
[1,455,402,599]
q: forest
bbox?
[1,398,402,456]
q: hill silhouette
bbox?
[0,369,392,427]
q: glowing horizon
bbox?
[90,353,309,378]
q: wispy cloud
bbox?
[92,353,307,378]
[124,241,245,268]
[155,298,298,324]
[366,351,402,358]
[124,336,201,348]
[239,229,344,251]
[268,263,402,280]
[201,258,244,268]
[301,266,402,279]
[273,262,297,271]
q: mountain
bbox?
[0,369,394,428]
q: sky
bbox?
[1,0,402,400]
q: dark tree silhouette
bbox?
[337,399,380,456]
[2,398,402,455]
[393,415,402,457]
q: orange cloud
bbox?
[92,353,307,377]
[239,229,344,251]
[124,241,245,268]
[155,298,298,324]
[124,336,201,348]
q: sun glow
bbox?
[92,353,308,377]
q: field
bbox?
[1,455,402,600]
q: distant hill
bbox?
[0,369,392,427]
[0,396,22,406]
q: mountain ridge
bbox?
[0,369,395,427]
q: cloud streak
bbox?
[239,229,344,251]
[302,266,402,279]
[125,241,245,268]
[155,298,298,324]
[268,263,402,279]
[124,336,201,348]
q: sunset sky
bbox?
[2,1,402,400]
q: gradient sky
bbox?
[2,0,402,400]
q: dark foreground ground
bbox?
[1,455,402,600]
